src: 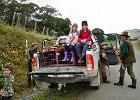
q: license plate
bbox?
[48,74,74,78]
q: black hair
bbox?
[82,20,88,26]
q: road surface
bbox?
[77,49,140,100]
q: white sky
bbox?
[30,0,140,33]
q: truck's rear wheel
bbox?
[48,83,58,88]
[28,74,35,86]
[90,70,100,89]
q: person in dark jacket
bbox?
[28,43,37,85]
[75,20,92,63]
[114,31,136,89]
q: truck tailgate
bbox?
[30,66,86,75]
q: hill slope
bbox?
[126,29,140,35]
[0,22,54,96]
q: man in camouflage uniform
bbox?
[100,43,110,83]
[114,31,136,89]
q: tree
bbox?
[0,0,13,20]
[19,3,39,27]
[54,17,71,36]
[39,5,61,16]
[92,28,105,43]
[0,0,71,36]
[2,0,20,24]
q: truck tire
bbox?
[90,70,100,89]
[48,83,58,88]
[28,74,35,86]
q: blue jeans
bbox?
[75,42,89,58]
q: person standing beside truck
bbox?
[62,23,79,62]
[27,43,37,85]
[75,20,92,63]
[114,31,137,89]
[100,42,111,83]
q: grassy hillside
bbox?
[0,21,54,97]
[126,29,140,35]
[136,41,140,50]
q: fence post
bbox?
[16,13,21,27]
[46,28,49,36]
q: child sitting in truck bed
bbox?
[62,23,79,62]
[75,20,92,63]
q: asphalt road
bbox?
[77,49,140,100]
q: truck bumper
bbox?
[32,74,93,84]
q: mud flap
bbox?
[90,71,100,89]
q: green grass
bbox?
[32,82,91,100]
[136,41,140,50]
[0,21,54,98]
[32,92,47,100]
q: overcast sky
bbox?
[30,0,140,33]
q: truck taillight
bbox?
[33,54,37,66]
[32,54,39,71]
[86,54,94,71]
[41,48,45,53]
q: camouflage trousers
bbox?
[99,63,108,77]
[119,63,136,80]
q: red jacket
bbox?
[78,28,92,42]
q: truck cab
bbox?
[30,35,101,88]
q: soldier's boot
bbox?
[128,79,136,89]
[103,76,111,83]
[70,51,75,63]
[62,51,69,61]
[114,77,124,86]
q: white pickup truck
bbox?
[30,35,101,88]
